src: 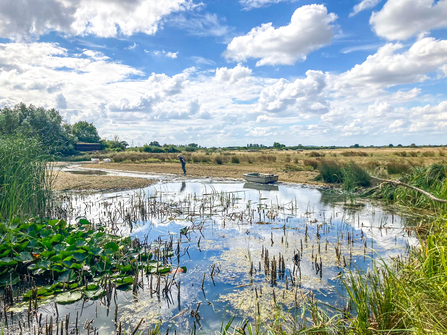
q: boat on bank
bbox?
[243,172,279,184]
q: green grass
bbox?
[0,136,53,221]
[317,160,371,190]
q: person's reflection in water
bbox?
[180,181,186,193]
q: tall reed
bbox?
[0,136,53,221]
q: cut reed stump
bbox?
[371,176,447,204]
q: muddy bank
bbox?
[83,162,321,185]
[53,170,157,191]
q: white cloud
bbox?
[0,0,194,40]
[370,0,447,40]
[166,52,178,59]
[224,5,337,66]
[257,70,328,115]
[215,64,252,83]
[152,50,179,59]
[125,43,138,50]
[332,38,447,95]
[239,0,297,10]
[169,12,232,37]
[190,56,215,65]
[350,0,382,17]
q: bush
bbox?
[302,159,319,170]
[308,151,325,158]
[214,156,223,165]
[231,156,240,164]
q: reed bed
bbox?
[0,136,53,221]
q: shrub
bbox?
[231,156,240,164]
[214,156,223,165]
[308,151,325,158]
[302,159,319,170]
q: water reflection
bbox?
[47,180,417,334]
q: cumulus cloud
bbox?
[0,0,194,40]
[152,50,179,59]
[239,0,296,10]
[224,5,337,66]
[215,64,252,83]
[332,37,447,95]
[350,0,382,17]
[370,0,447,40]
[257,70,328,115]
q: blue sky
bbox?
[0,0,446,147]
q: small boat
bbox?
[243,173,278,184]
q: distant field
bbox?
[71,147,447,184]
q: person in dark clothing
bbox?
[178,155,186,174]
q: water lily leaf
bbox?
[51,234,64,244]
[16,240,29,252]
[73,252,86,262]
[51,264,65,272]
[79,219,90,225]
[115,277,133,287]
[69,263,83,270]
[0,249,11,258]
[104,242,119,252]
[84,288,105,300]
[54,244,65,252]
[90,247,101,256]
[55,291,83,304]
[7,303,28,313]
[0,257,17,267]
[75,240,87,248]
[65,236,76,245]
[19,251,33,262]
[63,256,74,262]
[41,250,55,258]
[157,267,171,274]
[58,270,77,283]
[37,260,51,270]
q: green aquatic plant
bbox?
[0,136,54,221]
[0,217,178,303]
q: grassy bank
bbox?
[0,136,53,221]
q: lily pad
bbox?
[55,291,83,304]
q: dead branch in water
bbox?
[371,176,447,204]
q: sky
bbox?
[0,0,446,147]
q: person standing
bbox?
[178,155,186,174]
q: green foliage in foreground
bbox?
[0,217,178,306]
[0,136,53,220]
[374,163,447,211]
[317,160,371,190]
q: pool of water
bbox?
[15,179,417,334]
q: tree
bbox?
[353,144,360,148]
[149,141,161,147]
[389,144,394,147]
[0,103,76,155]
[273,142,285,149]
[72,121,100,143]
